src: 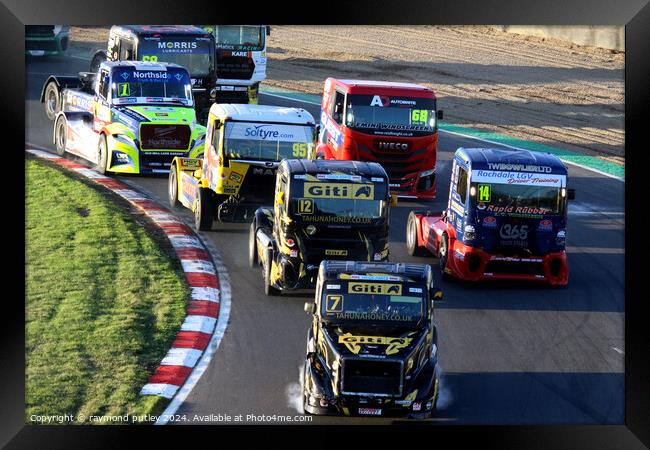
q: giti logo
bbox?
[325,249,347,256]
[304,182,374,199]
[348,282,402,296]
[338,333,412,355]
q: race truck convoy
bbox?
[302,261,443,418]
[199,25,269,104]
[249,159,395,296]
[168,103,316,230]
[90,25,216,121]
[42,60,205,174]
[315,78,443,199]
[406,148,575,285]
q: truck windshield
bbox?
[207,25,264,51]
[138,37,213,77]
[345,94,437,136]
[321,281,424,324]
[111,67,193,105]
[471,182,562,215]
[290,180,388,223]
[223,122,314,162]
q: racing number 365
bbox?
[500,224,529,240]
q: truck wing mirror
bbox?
[430,289,443,301]
[390,193,398,207]
[437,110,444,120]
[568,189,576,200]
[213,119,222,130]
[277,192,285,205]
[304,302,316,315]
[266,26,271,36]
[314,124,321,140]
[334,103,343,114]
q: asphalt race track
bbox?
[25,53,625,424]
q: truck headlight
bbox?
[463,225,476,241]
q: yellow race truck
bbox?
[168,103,317,230]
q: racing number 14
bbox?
[478,184,491,202]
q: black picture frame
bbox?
[6,0,648,447]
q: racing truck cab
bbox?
[316,78,443,199]
[91,25,216,121]
[199,25,270,104]
[169,103,316,230]
[302,261,442,418]
[406,147,575,285]
[41,60,205,174]
[249,159,395,295]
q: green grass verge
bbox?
[25,158,189,424]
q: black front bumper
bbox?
[303,358,439,419]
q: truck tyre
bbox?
[54,115,67,156]
[439,233,449,276]
[90,52,106,73]
[195,187,214,231]
[263,248,280,296]
[168,164,181,208]
[44,81,61,121]
[96,134,109,174]
[248,221,258,268]
[406,212,425,256]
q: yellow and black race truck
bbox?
[168,103,316,231]
[248,159,396,295]
[302,260,443,418]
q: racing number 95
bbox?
[292,143,308,157]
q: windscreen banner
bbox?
[225,122,313,143]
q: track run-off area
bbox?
[25,52,624,424]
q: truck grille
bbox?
[299,228,369,263]
[216,52,255,80]
[341,359,403,397]
[140,124,191,150]
[357,142,427,181]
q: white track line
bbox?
[259,91,625,182]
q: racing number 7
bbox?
[325,295,343,312]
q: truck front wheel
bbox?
[439,233,449,276]
[54,115,67,156]
[96,135,109,174]
[248,221,258,268]
[195,187,214,231]
[263,248,281,296]
[406,212,425,256]
[44,81,61,121]
[168,164,181,208]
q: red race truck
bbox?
[405,147,575,286]
[315,78,443,199]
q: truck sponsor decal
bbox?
[348,282,402,295]
[486,204,553,217]
[338,333,412,355]
[473,170,565,187]
[300,215,372,224]
[303,182,374,200]
[225,122,314,142]
[486,163,553,173]
[325,249,348,256]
